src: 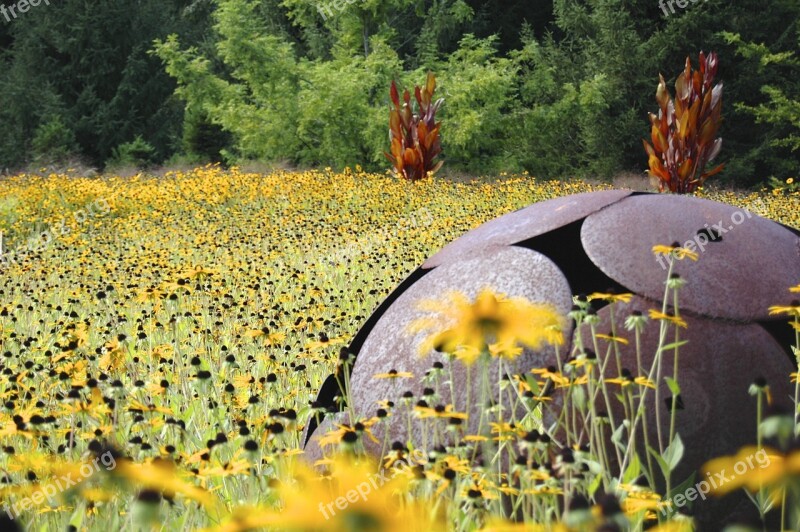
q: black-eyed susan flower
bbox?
[490,422,522,442]
[618,484,668,516]
[488,340,524,360]
[461,479,500,501]
[523,485,563,496]
[663,274,684,292]
[112,457,215,507]
[317,419,380,448]
[652,243,699,261]
[451,344,482,366]
[566,350,598,369]
[588,292,633,304]
[595,332,630,345]
[624,310,648,331]
[769,300,800,318]
[197,458,252,480]
[647,309,688,328]
[413,404,467,420]
[606,374,656,389]
[531,366,569,387]
[702,446,787,502]
[182,265,218,279]
[305,333,345,352]
[128,400,173,416]
[204,456,440,532]
[409,288,566,364]
[373,369,414,379]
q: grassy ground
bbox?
[0,166,796,531]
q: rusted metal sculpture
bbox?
[305,191,800,526]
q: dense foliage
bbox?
[0,0,214,169]
[0,0,797,186]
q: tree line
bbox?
[0,0,797,187]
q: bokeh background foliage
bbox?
[0,0,798,186]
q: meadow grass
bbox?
[0,166,797,531]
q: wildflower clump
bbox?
[0,167,795,530]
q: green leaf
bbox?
[670,471,697,498]
[647,444,670,480]
[663,434,685,472]
[611,423,626,445]
[69,504,85,528]
[526,374,541,394]
[611,420,630,453]
[666,471,698,516]
[660,340,689,351]
[665,377,681,396]
[588,473,603,497]
[622,453,642,484]
[572,384,586,410]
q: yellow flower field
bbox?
[0,166,797,530]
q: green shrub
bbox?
[292,37,405,170]
[182,109,232,164]
[108,136,157,169]
[155,0,302,164]
[720,31,800,185]
[31,116,77,163]
[296,55,374,169]
[509,32,620,179]
[436,35,518,172]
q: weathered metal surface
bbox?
[577,296,793,525]
[306,247,574,458]
[423,189,632,268]
[581,194,800,320]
